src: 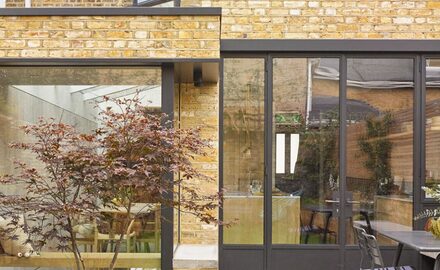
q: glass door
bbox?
[221,54,423,270]
[271,57,341,245]
[343,58,415,269]
[222,58,266,245]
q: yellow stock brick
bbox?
[1,21,27,29]
[0,14,219,59]
[43,21,70,29]
[64,30,92,38]
[21,49,48,57]
[86,21,110,29]
[178,31,194,39]
[0,39,25,48]
[129,21,157,29]
[427,1,440,8]
[106,30,132,38]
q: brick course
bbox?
[0,15,220,58]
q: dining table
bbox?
[99,202,161,252]
[99,202,159,216]
[378,230,440,269]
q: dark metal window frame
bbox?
[219,39,440,270]
[132,0,179,7]
[0,60,175,270]
[0,7,220,16]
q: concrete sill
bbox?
[173,244,218,269]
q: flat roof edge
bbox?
[0,58,220,66]
[221,39,440,53]
[0,7,222,16]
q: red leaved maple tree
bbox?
[0,95,222,270]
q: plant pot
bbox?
[426,218,440,238]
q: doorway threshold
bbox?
[173,244,218,269]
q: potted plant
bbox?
[416,185,440,238]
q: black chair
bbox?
[362,232,415,270]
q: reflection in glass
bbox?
[345,59,414,246]
[272,58,340,244]
[290,134,300,174]
[276,133,286,174]
[425,59,440,190]
[0,67,162,257]
[223,58,265,244]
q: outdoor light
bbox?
[193,66,203,87]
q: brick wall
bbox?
[0,15,220,58]
[181,0,440,39]
[175,82,219,244]
[6,0,440,39]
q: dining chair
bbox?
[353,225,370,269]
[362,232,415,270]
[96,219,137,252]
[135,206,161,252]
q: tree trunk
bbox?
[68,217,85,270]
[109,204,132,270]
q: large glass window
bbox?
[272,58,340,244]
[0,67,162,264]
[425,59,440,190]
[223,58,265,244]
[345,59,414,245]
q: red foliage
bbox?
[0,95,223,270]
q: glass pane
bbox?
[272,58,340,244]
[223,58,265,245]
[0,67,162,262]
[425,59,440,190]
[346,59,414,246]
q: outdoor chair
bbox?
[361,232,415,270]
[96,219,137,252]
[134,208,161,252]
[353,225,369,269]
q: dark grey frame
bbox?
[132,0,180,7]
[220,40,440,270]
[0,60,175,270]
[221,39,440,53]
[0,7,221,16]
[133,0,172,7]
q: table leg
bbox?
[360,211,372,234]
[393,242,404,266]
[434,253,440,270]
[305,211,316,244]
[322,213,332,244]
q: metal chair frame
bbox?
[353,225,370,269]
[361,231,414,270]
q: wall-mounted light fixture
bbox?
[193,66,203,87]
